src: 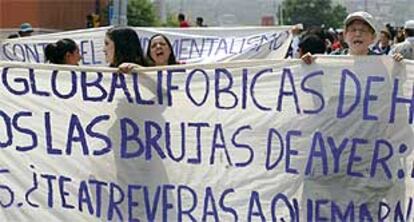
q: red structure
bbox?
[0,0,109,30]
[261,16,275,26]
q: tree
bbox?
[127,0,158,26]
[162,13,180,27]
[329,4,348,28]
[282,0,347,28]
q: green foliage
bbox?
[330,4,348,28]
[282,0,347,28]
[161,13,180,27]
[127,0,158,26]
[101,0,159,26]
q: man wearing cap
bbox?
[302,11,378,64]
[300,11,402,219]
[18,22,33,37]
[390,20,414,60]
[332,11,378,55]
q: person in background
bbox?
[323,28,336,54]
[18,22,33,37]
[86,14,94,28]
[390,20,414,60]
[298,33,326,56]
[103,27,145,68]
[394,27,405,44]
[7,33,19,39]
[196,17,207,27]
[385,23,396,40]
[331,29,347,51]
[178,13,190,28]
[372,29,392,54]
[146,34,179,66]
[44,38,81,65]
[286,24,303,58]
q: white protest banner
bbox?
[0,26,292,66]
[0,57,413,221]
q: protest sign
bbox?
[0,57,413,221]
[0,26,292,66]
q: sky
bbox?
[164,0,414,27]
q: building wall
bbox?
[166,0,279,26]
[342,0,413,26]
[0,0,109,30]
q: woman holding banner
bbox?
[146,34,179,66]
[104,27,146,68]
[118,33,179,73]
[103,27,173,220]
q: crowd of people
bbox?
[287,11,414,63]
[7,11,414,73]
[24,10,410,82]
[43,26,179,74]
[178,13,207,27]
[7,22,34,39]
[8,12,207,72]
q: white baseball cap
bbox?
[344,11,376,34]
[404,20,414,30]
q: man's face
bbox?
[344,20,375,55]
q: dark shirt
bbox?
[330,48,380,55]
[372,43,391,55]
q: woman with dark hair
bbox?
[104,27,145,67]
[44,38,81,65]
[146,34,178,66]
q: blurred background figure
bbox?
[394,27,405,43]
[44,38,81,65]
[178,13,190,27]
[18,22,33,37]
[331,29,348,51]
[372,29,392,54]
[86,13,100,28]
[390,20,414,60]
[7,33,19,39]
[298,33,326,56]
[385,23,396,40]
[86,14,94,28]
[146,33,178,66]
[196,17,207,27]
[286,23,304,58]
